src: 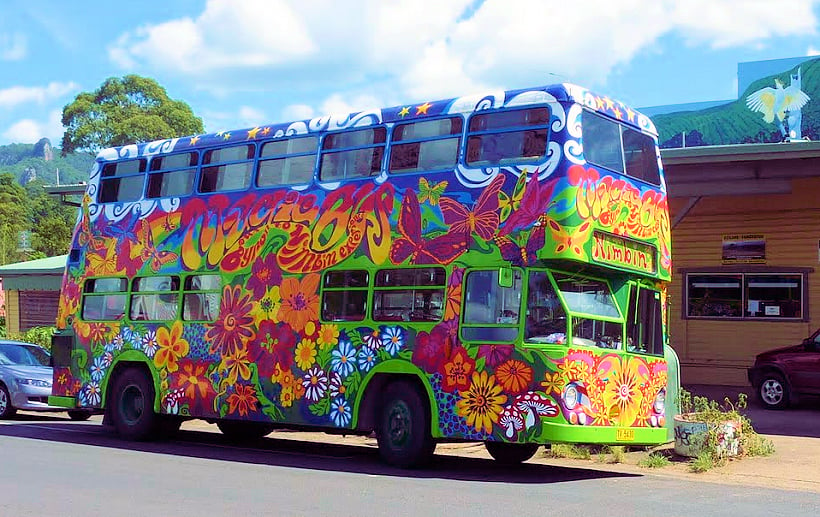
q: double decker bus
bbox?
[49,83,678,467]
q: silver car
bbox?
[0,340,90,420]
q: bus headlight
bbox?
[653,389,666,414]
[563,383,579,409]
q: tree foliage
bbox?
[61,75,204,155]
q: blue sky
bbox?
[2,0,820,147]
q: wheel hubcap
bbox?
[387,401,411,447]
[120,384,144,425]
[761,379,783,404]
[0,390,7,412]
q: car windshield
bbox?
[0,343,51,366]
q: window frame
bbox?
[319,126,386,181]
[388,116,463,175]
[198,143,256,194]
[146,151,199,199]
[581,109,661,186]
[320,270,370,322]
[460,268,524,343]
[98,159,147,203]
[464,106,550,167]
[129,275,181,322]
[372,267,446,323]
[182,274,222,322]
[81,277,128,321]
[256,136,319,187]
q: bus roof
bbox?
[96,83,657,162]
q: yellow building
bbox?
[0,255,66,334]
[663,141,820,385]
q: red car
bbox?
[748,329,820,409]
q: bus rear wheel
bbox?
[484,442,540,465]
[216,420,276,441]
[110,366,159,441]
[376,380,435,468]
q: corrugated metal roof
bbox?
[0,255,67,276]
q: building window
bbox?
[686,272,804,320]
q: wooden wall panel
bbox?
[668,175,820,385]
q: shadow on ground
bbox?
[0,415,640,484]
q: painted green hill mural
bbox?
[654,57,820,148]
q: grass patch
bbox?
[595,445,627,464]
[638,451,671,469]
[543,443,592,460]
[688,451,715,473]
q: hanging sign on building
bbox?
[722,234,765,264]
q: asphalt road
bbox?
[2,414,819,517]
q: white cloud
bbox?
[809,46,820,56]
[281,103,315,121]
[109,0,820,127]
[0,82,79,109]
[237,106,267,127]
[2,109,63,144]
[0,33,26,61]
[671,0,818,48]
[108,0,316,73]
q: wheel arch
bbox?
[352,360,439,437]
[754,364,792,390]
[101,352,161,413]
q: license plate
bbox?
[616,428,635,441]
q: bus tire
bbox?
[216,420,275,441]
[376,380,435,468]
[110,366,159,441]
[484,441,540,465]
[67,409,93,421]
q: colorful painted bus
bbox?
[49,83,678,467]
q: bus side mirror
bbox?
[498,267,513,288]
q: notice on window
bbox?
[722,234,765,264]
[765,305,781,316]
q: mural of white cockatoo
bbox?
[746,68,810,140]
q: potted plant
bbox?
[673,389,743,459]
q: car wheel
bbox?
[216,420,275,441]
[484,442,541,465]
[67,409,93,421]
[0,383,17,419]
[376,380,435,468]
[110,367,160,440]
[758,372,790,410]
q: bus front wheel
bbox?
[376,380,435,468]
[484,441,540,465]
[110,366,159,441]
